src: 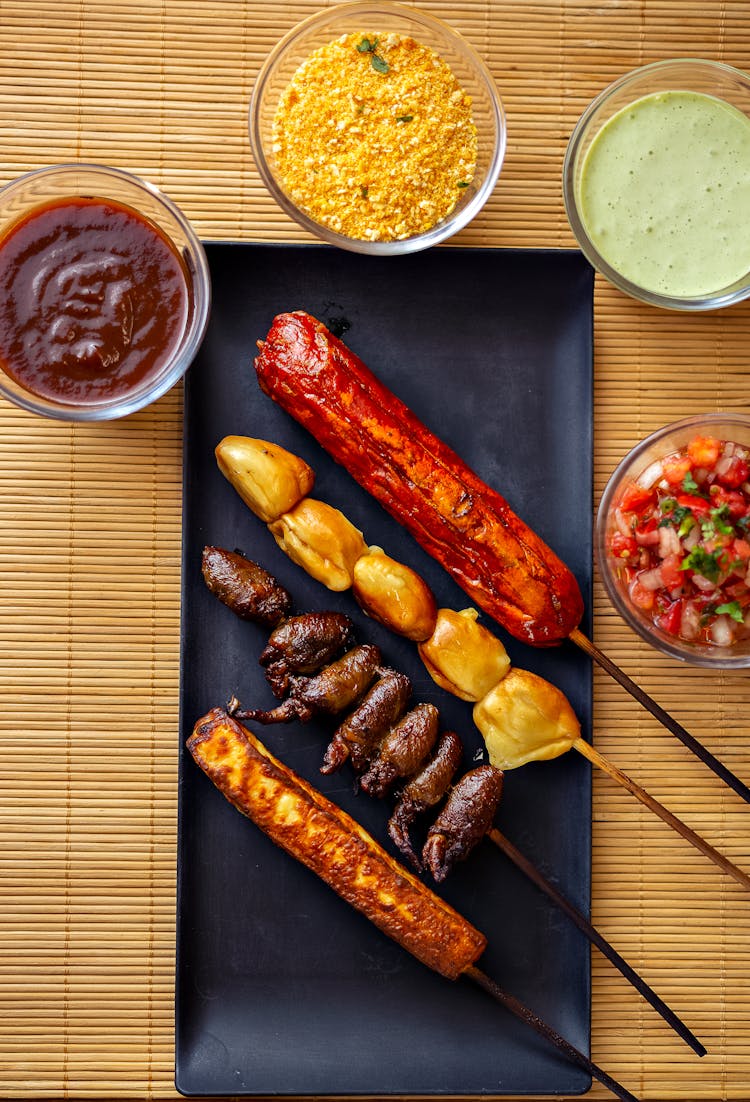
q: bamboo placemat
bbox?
[0,2,749,1100]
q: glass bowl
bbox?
[249,1,506,255]
[563,58,750,311]
[0,163,211,421]
[596,413,750,668]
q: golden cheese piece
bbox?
[353,546,437,641]
[268,497,367,591]
[188,708,487,980]
[473,668,580,770]
[216,435,315,523]
[419,608,511,702]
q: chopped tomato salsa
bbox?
[608,434,750,647]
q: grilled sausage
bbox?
[254,312,584,646]
[188,708,487,980]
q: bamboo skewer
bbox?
[573,736,750,891]
[464,965,639,1102]
[487,828,706,1056]
[570,627,750,804]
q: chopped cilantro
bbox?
[710,503,734,535]
[370,53,389,73]
[396,114,413,123]
[715,600,745,623]
[357,37,375,52]
[457,180,470,188]
[360,185,369,198]
[680,546,722,583]
[682,470,699,494]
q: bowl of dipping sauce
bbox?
[564,59,750,310]
[249,1,506,254]
[596,413,750,667]
[0,163,210,420]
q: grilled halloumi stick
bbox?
[188,708,487,979]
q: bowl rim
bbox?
[0,161,211,422]
[563,56,750,312]
[595,410,750,667]
[248,0,507,255]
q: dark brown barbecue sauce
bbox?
[0,196,191,406]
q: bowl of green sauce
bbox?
[563,58,750,311]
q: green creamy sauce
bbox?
[577,90,750,297]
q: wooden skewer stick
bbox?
[570,627,750,805]
[464,965,640,1102]
[573,736,750,891]
[487,828,706,1056]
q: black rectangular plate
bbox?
[176,243,594,1097]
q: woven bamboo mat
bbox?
[0,2,749,1100]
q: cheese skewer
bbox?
[188,707,640,1102]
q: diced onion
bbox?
[635,527,660,546]
[658,526,681,557]
[680,600,701,641]
[710,615,735,647]
[638,566,664,591]
[639,460,663,488]
[692,573,718,593]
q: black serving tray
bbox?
[176,243,594,1097]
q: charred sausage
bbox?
[254,312,584,646]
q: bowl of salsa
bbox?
[597,413,750,667]
[563,59,750,311]
[0,163,210,420]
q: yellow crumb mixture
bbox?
[272,32,477,241]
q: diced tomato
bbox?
[659,552,685,589]
[710,487,747,517]
[618,483,656,513]
[687,435,721,468]
[716,457,749,489]
[676,492,711,517]
[629,577,656,611]
[662,454,693,486]
[657,599,683,636]
[610,532,638,559]
[732,538,750,561]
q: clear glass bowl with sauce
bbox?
[0,163,211,421]
[249,1,506,255]
[563,59,750,311]
[596,413,750,668]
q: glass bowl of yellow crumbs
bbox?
[249,1,506,253]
